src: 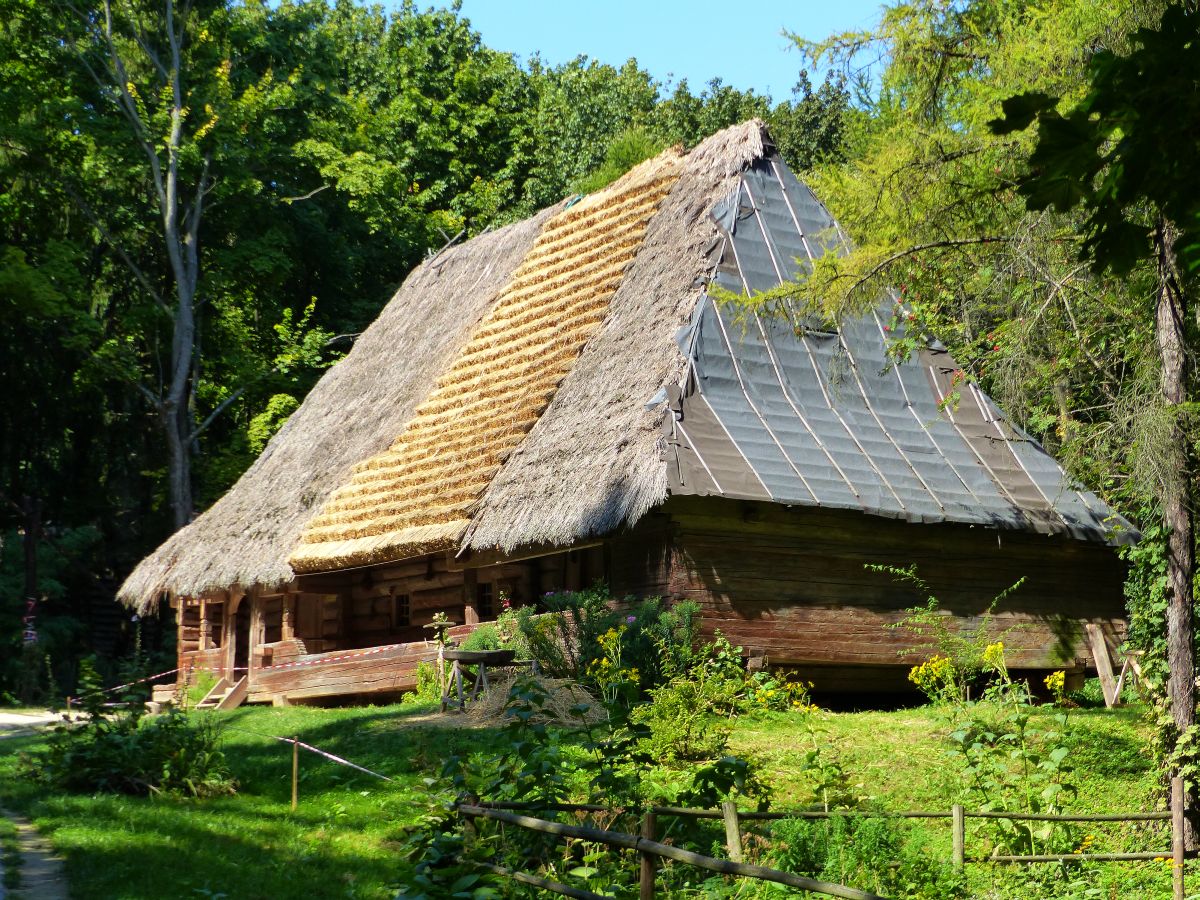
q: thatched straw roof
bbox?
[117,208,553,611]
[290,150,687,572]
[120,118,1129,609]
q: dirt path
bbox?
[0,712,64,741]
[0,811,69,900]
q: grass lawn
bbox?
[0,698,1185,899]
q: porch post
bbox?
[462,568,479,626]
[281,587,296,642]
[198,597,210,650]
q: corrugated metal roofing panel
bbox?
[666,150,1135,545]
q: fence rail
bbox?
[462,777,1190,900]
[458,804,885,900]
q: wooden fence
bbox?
[458,777,1189,900]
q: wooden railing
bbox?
[458,804,885,900]
[460,779,1190,900]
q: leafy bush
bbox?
[32,662,235,798]
[402,661,444,705]
[513,586,698,694]
[770,815,966,899]
[632,672,735,762]
[873,563,1024,702]
[458,624,502,652]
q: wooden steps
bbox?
[195,676,248,711]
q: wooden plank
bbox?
[216,676,248,710]
[1086,623,1119,707]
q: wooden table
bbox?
[440,649,536,712]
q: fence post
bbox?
[722,800,744,864]
[638,810,657,900]
[952,804,965,870]
[1172,776,1185,900]
[291,736,300,812]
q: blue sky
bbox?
[391,1,886,100]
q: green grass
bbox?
[0,701,497,900]
[729,704,1179,899]
[0,813,20,890]
[0,698,1186,899]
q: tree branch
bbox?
[63,183,171,315]
[280,184,331,204]
[840,237,1013,301]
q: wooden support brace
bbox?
[1085,623,1120,707]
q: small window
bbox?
[392,593,410,628]
[476,583,494,621]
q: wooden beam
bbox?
[1085,623,1119,707]
[463,568,479,626]
[281,588,296,642]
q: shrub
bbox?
[632,674,734,762]
[402,661,444,705]
[513,585,699,694]
[35,707,235,797]
[459,624,502,652]
[770,815,966,899]
[873,563,1024,702]
[33,661,235,798]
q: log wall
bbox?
[661,496,1127,686]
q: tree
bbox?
[991,2,1200,829]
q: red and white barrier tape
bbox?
[69,667,181,702]
[257,643,409,671]
[234,729,393,782]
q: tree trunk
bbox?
[18,496,43,704]
[1156,217,1196,846]
[21,495,40,642]
[164,396,193,530]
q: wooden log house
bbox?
[121,121,1134,707]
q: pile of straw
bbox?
[290,151,683,573]
[464,672,607,727]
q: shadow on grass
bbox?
[0,705,510,899]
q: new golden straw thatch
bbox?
[289,151,684,573]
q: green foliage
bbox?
[875,563,1024,702]
[33,661,234,798]
[1121,514,1169,689]
[632,639,742,762]
[770,815,966,899]
[186,669,220,706]
[945,649,1081,858]
[457,625,501,653]
[0,814,19,890]
[990,5,1200,275]
[395,806,503,900]
[514,586,698,695]
[799,722,864,813]
[573,126,665,194]
[677,755,771,811]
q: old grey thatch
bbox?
[117,208,554,611]
[464,123,764,551]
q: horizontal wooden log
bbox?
[472,861,609,900]
[248,642,439,701]
[457,806,884,900]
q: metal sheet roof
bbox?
[664,153,1135,545]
